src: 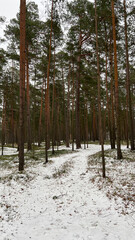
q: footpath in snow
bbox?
[0,144,135,240]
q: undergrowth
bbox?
[87,148,135,214]
[0,147,73,183]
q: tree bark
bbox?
[92,104,97,141]
[45,0,53,163]
[26,43,31,151]
[11,60,14,148]
[52,47,56,154]
[86,102,89,148]
[19,0,26,171]
[124,0,134,150]
[1,97,6,156]
[111,0,122,159]
[76,32,81,149]
[104,23,112,145]
[109,36,115,149]
[95,0,105,178]
[38,83,44,147]
[71,61,75,151]
[66,63,71,148]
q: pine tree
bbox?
[95,0,105,178]
[111,0,122,159]
[19,0,26,171]
[123,0,134,150]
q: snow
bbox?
[0,147,18,156]
[0,144,135,240]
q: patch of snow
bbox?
[0,147,18,156]
[0,144,135,240]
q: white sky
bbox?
[0,0,95,44]
[0,0,46,41]
[0,0,45,21]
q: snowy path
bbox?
[0,145,135,240]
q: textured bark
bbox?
[92,105,97,141]
[71,61,75,151]
[104,24,112,144]
[19,0,26,171]
[52,49,56,154]
[95,0,105,178]
[76,32,81,149]
[26,43,31,151]
[11,106,14,148]
[109,36,115,149]
[111,0,122,159]
[62,66,66,143]
[1,98,6,156]
[11,61,14,148]
[45,0,53,163]
[66,64,71,148]
[125,80,129,148]
[124,0,134,150]
[83,103,86,149]
[85,102,88,148]
[38,83,44,147]
[56,99,60,150]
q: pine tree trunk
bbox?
[111,0,122,159]
[95,0,105,178]
[1,98,6,156]
[92,104,96,141]
[86,102,89,148]
[56,100,60,150]
[124,0,134,150]
[38,83,44,147]
[71,61,75,151]
[125,81,129,148]
[66,64,71,148]
[19,0,26,171]
[62,67,66,144]
[109,36,115,149]
[76,32,81,149]
[52,48,56,154]
[26,43,31,151]
[11,60,14,148]
[84,103,86,149]
[104,24,112,145]
[11,106,14,148]
[45,0,53,163]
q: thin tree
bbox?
[123,0,134,150]
[76,31,81,149]
[19,0,26,171]
[95,0,105,178]
[109,35,116,149]
[38,82,44,147]
[45,0,54,163]
[111,0,122,159]
[71,60,75,151]
[1,97,6,156]
[26,43,31,151]
[51,47,56,154]
[66,63,71,147]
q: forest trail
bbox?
[0,144,135,240]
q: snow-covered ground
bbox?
[0,147,18,156]
[0,144,135,240]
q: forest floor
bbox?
[0,143,135,240]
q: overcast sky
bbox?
[0,0,45,21]
[0,0,94,41]
[0,0,46,39]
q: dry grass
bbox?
[87,148,135,214]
